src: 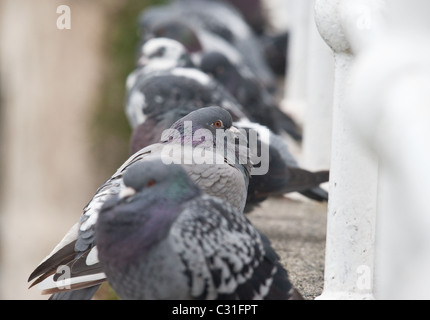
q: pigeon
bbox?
[217,0,267,36]
[235,120,329,211]
[171,0,268,36]
[95,159,304,300]
[136,35,194,69]
[125,61,328,209]
[128,37,301,141]
[126,68,250,153]
[199,50,302,141]
[261,31,290,77]
[168,0,289,76]
[28,107,252,299]
[125,38,250,131]
[123,39,325,206]
[139,0,278,93]
[126,37,195,93]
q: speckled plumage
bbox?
[139,0,277,92]
[123,39,328,211]
[126,67,249,148]
[95,160,302,300]
[28,107,252,299]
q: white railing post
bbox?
[282,0,313,124]
[346,0,430,299]
[302,0,334,171]
[314,0,384,299]
[280,0,334,171]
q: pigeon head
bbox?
[99,160,201,233]
[167,106,243,147]
[138,38,193,69]
[200,51,232,79]
[200,51,261,106]
[200,51,243,94]
[171,106,232,131]
[96,159,200,268]
[149,21,203,53]
[120,159,200,201]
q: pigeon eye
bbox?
[149,47,166,58]
[156,47,166,57]
[212,120,223,128]
[216,66,225,75]
[147,179,156,187]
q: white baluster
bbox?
[347,0,430,300]
[282,0,313,124]
[302,0,334,171]
[314,0,384,299]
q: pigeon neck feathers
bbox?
[97,162,201,263]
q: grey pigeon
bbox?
[28,107,252,299]
[182,0,288,75]
[126,70,250,153]
[124,58,328,209]
[199,50,301,140]
[261,31,290,77]
[235,120,329,211]
[128,37,301,141]
[139,0,278,93]
[215,0,267,36]
[126,37,195,95]
[172,0,268,34]
[95,159,304,300]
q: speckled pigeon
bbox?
[139,0,278,93]
[128,37,301,142]
[129,74,249,154]
[170,0,289,76]
[234,119,329,211]
[95,159,303,300]
[199,50,301,140]
[124,38,250,132]
[125,59,328,209]
[126,37,195,94]
[126,69,250,153]
[28,107,252,299]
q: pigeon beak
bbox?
[119,186,137,199]
[227,125,246,141]
[228,125,240,137]
[138,56,149,67]
[229,126,240,135]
